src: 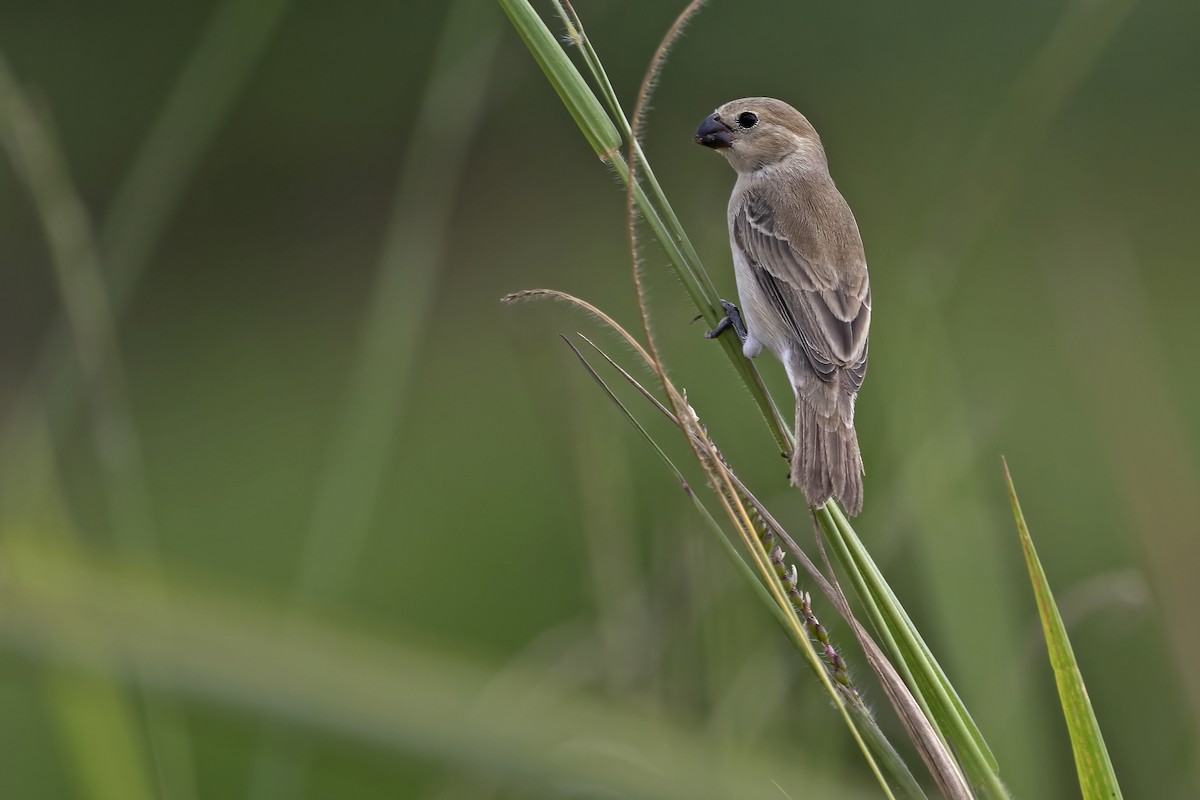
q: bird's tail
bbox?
[792,385,864,516]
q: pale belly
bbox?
[731,249,799,382]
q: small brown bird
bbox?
[695,98,870,515]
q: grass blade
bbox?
[1003,460,1123,799]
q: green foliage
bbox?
[0,0,1194,797]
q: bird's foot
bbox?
[704,300,748,344]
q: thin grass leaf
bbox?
[560,335,692,493]
[1003,460,1123,800]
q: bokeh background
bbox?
[1,0,1198,797]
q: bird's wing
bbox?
[733,190,870,390]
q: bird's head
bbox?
[694,97,826,174]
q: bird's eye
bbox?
[737,111,758,128]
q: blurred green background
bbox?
[1,0,1198,797]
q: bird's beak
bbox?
[694,113,733,149]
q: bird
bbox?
[695,97,870,515]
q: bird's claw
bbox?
[704,300,748,344]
